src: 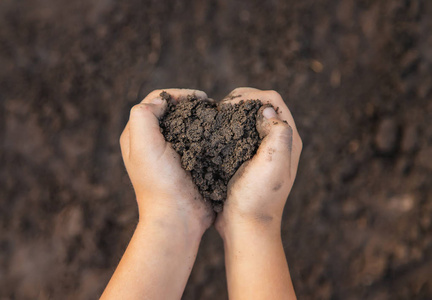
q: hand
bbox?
[215,87,303,236]
[120,89,215,235]
[102,89,216,300]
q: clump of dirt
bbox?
[160,92,263,211]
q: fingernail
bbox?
[151,97,164,104]
[263,107,278,119]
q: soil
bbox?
[160,92,262,211]
[1,0,432,299]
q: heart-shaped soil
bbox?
[159,92,263,212]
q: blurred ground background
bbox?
[1,0,432,299]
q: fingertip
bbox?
[256,104,280,138]
[193,90,208,100]
[135,97,168,120]
[154,97,169,118]
[262,106,278,119]
[151,95,165,105]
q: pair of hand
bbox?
[120,87,302,237]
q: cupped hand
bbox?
[120,89,215,234]
[215,87,303,236]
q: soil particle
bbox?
[160,92,263,210]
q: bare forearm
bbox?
[101,217,203,300]
[223,221,297,300]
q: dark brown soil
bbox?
[1,1,432,299]
[160,92,262,211]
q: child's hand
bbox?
[216,87,303,236]
[103,89,215,300]
[120,89,214,235]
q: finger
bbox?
[258,90,299,134]
[257,109,294,160]
[221,87,261,103]
[128,96,168,159]
[259,91,302,166]
[255,112,294,179]
[141,88,208,104]
[227,111,295,203]
[221,88,298,131]
[255,106,303,182]
[119,123,130,159]
[226,89,297,130]
[226,88,302,159]
[256,105,277,138]
[128,88,208,160]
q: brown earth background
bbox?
[1,0,432,299]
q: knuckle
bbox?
[141,90,163,102]
[232,87,246,93]
[119,131,126,145]
[130,104,150,117]
[229,87,245,96]
[294,133,303,152]
[264,90,283,101]
[149,89,163,98]
[232,87,258,94]
[281,125,294,139]
[130,105,141,117]
[273,119,290,129]
[272,123,293,146]
[190,89,208,99]
[297,137,303,149]
[119,130,129,154]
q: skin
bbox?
[101,89,215,300]
[101,87,302,300]
[216,87,302,300]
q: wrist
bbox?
[138,205,207,241]
[220,220,283,257]
[217,209,282,242]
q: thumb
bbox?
[129,96,168,158]
[255,105,293,177]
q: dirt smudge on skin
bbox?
[267,147,276,161]
[272,182,283,192]
[255,213,274,223]
[222,93,242,102]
